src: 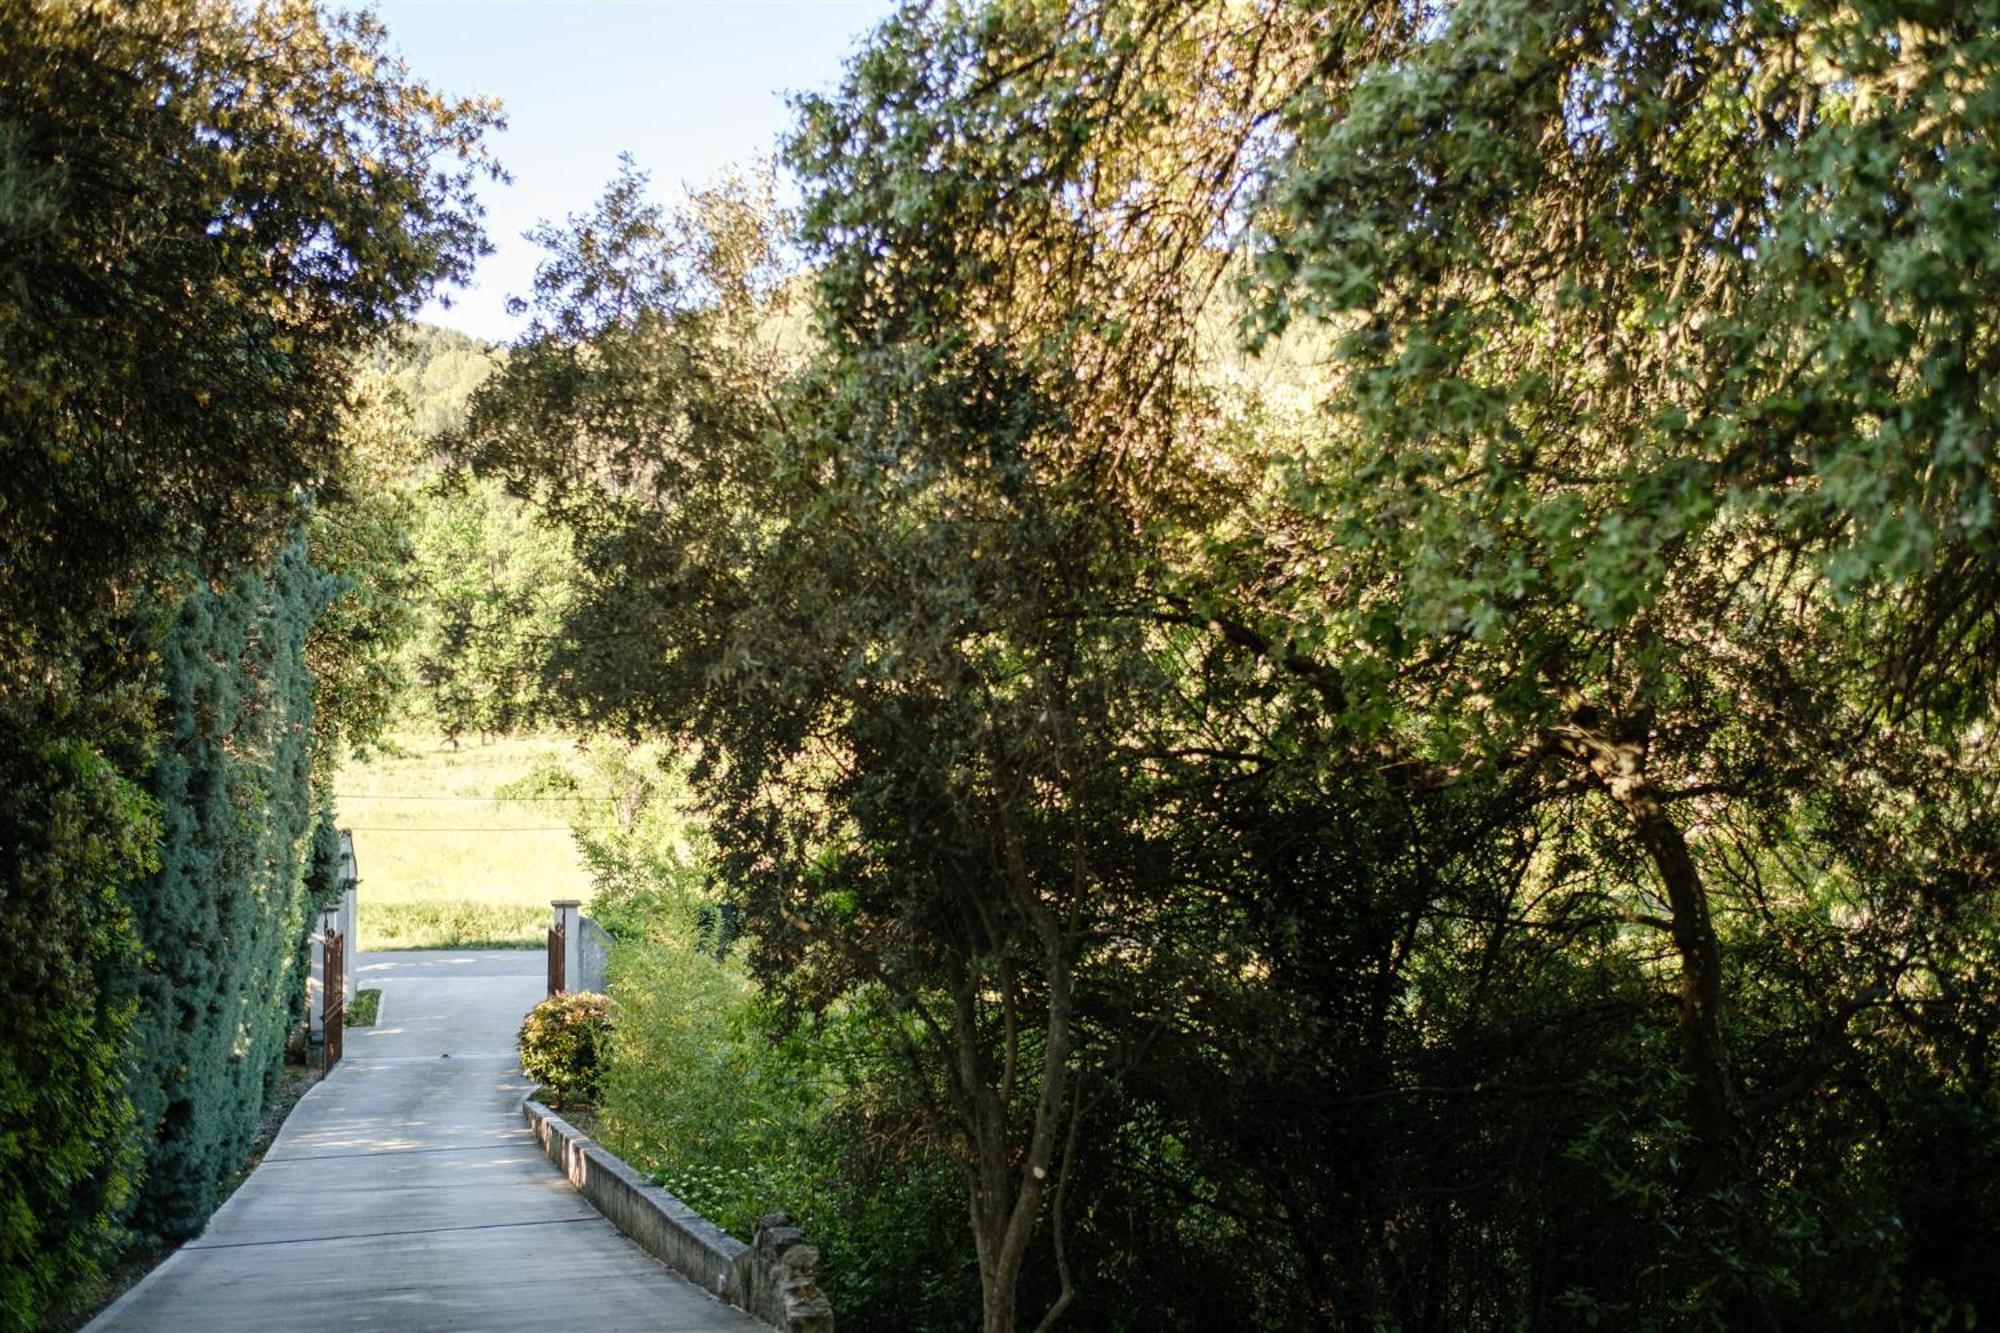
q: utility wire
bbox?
[334,793,613,801]
[345,826,577,833]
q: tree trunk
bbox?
[979,1271,1020,1333]
[950,798,1084,1333]
[1621,785,1745,1191]
[954,935,1075,1333]
[1563,721,1745,1189]
[968,1094,1024,1333]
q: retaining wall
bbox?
[522,1098,833,1332]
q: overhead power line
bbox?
[345,826,577,833]
[333,793,614,802]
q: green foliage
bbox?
[498,740,701,939]
[409,473,578,741]
[599,937,809,1231]
[368,325,499,441]
[313,324,509,768]
[305,377,427,781]
[121,537,332,1243]
[0,0,497,643]
[306,813,344,910]
[0,692,153,1329]
[363,900,552,951]
[519,992,612,1108]
[0,3,495,1320]
[344,990,382,1028]
[1235,0,2000,1319]
[596,914,978,1333]
[508,740,977,1330]
[456,1,2000,1329]
[342,322,581,745]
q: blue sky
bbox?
[374,0,896,341]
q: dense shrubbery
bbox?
[596,904,979,1332]
[597,935,814,1233]
[0,1,492,1323]
[120,541,332,1241]
[526,752,974,1329]
[455,2,2000,1328]
[519,992,612,1108]
[0,694,153,1324]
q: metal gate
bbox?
[323,928,345,1071]
[547,918,566,996]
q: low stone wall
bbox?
[522,1099,833,1332]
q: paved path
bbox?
[89,949,761,1332]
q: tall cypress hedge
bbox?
[119,540,333,1242]
[0,538,346,1319]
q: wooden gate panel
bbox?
[324,929,345,1071]
[547,919,565,996]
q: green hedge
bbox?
[0,695,155,1327]
[119,542,332,1243]
[0,540,396,1327]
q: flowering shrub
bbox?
[518,991,611,1107]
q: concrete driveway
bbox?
[88,949,761,1332]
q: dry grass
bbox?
[334,729,595,949]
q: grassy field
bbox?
[334,731,595,950]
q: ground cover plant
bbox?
[344,990,383,1028]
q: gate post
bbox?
[310,903,342,1042]
[550,900,581,996]
[337,829,359,998]
[321,905,346,1071]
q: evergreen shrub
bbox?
[121,541,331,1243]
[0,695,155,1328]
[519,992,611,1107]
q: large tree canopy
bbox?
[0,0,498,643]
[1248,0,2000,1236]
[457,1,2000,1329]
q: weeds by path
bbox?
[344,988,382,1026]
